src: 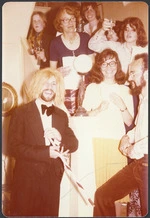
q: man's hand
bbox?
[35,49,46,62]
[49,145,70,162]
[49,145,61,159]
[119,135,131,156]
[59,146,70,164]
[44,128,62,144]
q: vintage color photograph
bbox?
[2,1,148,217]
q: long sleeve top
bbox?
[88,29,148,74]
[127,93,148,159]
[82,82,134,139]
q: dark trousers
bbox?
[93,155,148,216]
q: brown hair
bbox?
[30,11,47,32]
[134,53,148,71]
[89,49,126,84]
[81,2,100,21]
[53,5,80,33]
[119,17,147,47]
[27,11,47,45]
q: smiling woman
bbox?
[81,2,103,36]
[49,4,94,116]
[82,49,134,205]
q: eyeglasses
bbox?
[101,61,117,68]
[61,17,76,24]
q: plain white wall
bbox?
[2,2,35,103]
[102,1,148,37]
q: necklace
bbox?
[62,33,80,50]
[62,33,79,45]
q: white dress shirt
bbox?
[127,93,148,159]
[36,98,53,146]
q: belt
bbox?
[142,154,148,166]
[142,163,148,167]
[135,154,148,166]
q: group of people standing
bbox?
[7,2,148,217]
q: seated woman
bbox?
[82,49,134,201]
[50,4,94,116]
[27,11,52,69]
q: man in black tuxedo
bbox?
[8,68,78,216]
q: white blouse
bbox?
[88,29,148,74]
[82,82,134,139]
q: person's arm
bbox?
[59,113,78,153]
[120,107,133,127]
[8,107,51,162]
[119,134,148,159]
[86,101,109,116]
[88,28,106,52]
[109,92,133,127]
[82,83,109,116]
[38,34,51,68]
[88,18,119,53]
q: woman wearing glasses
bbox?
[50,5,94,116]
[88,17,148,74]
[82,49,134,194]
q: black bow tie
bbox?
[41,104,54,116]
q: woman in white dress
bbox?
[82,49,134,203]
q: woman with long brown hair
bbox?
[89,17,148,74]
[82,49,134,196]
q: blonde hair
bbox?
[27,68,65,106]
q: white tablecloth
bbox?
[59,117,96,217]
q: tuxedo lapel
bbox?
[27,101,45,145]
[52,107,59,129]
[52,107,64,133]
